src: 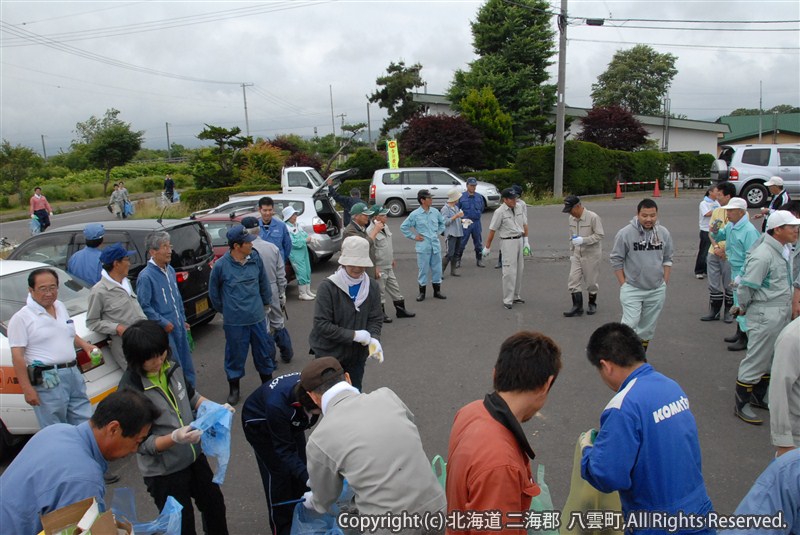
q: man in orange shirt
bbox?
[446,331,561,534]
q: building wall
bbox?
[722,132,800,147]
[566,121,720,156]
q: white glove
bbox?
[279,294,287,307]
[733,275,742,288]
[222,403,236,413]
[368,338,384,363]
[523,237,530,249]
[461,218,472,229]
[302,491,315,510]
[353,330,371,346]
[571,236,584,246]
[31,214,37,219]
[579,428,597,450]
[171,425,202,444]
[481,247,491,258]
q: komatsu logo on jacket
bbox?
[652,396,690,423]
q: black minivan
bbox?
[8,219,216,326]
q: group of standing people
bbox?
[108,181,130,218]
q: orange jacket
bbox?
[446,396,540,535]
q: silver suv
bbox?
[369,168,501,217]
[710,143,800,207]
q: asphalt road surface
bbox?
[2,192,780,533]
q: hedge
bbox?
[181,184,280,211]
[516,141,714,196]
[469,169,523,192]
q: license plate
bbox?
[196,298,209,315]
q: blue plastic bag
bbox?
[29,217,41,235]
[290,480,354,535]
[124,200,135,216]
[111,487,183,535]
[193,400,233,484]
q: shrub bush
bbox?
[470,169,523,192]
[181,184,280,211]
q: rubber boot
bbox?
[416,286,426,302]
[307,285,317,298]
[563,293,584,317]
[259,373,273,384]
[750,374,770,410]
[723,293,734,323]
[382,304,393,323]
[227,378,241,405]
[700,297,722,321]
[450,258,460,277]
[724,325,741,343]
[298,284,315,301]
[477,257,486,268]
[587,293,597,315]
[727,329,748,352]
[494,251,502,269]
[394,299,415,318]
[433,283,446,299]
[735,381,763,425]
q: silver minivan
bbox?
[711,143,800,207]
[369,168,501,217]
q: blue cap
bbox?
[84,223,105,240]
[466,177,478,185]
[226,224,256,244]
[99,243,136,264]
[241,216,260,229]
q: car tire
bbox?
[386,199,406,218]
[741,182,769,208]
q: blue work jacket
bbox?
[209,250,271,326]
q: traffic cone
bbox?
[614,180,623,200]
[653,179,661,197]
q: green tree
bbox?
[194,124,252,188]
[448,0,556,145]
[369,61,425,135]
[460,87,514,168]
[727,104,800,117]
[0,140,44,200]
[240,141,286,184]
[343,148,386,180]
[591,45,678,116]
[71,110,145,194]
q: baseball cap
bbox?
[466,177,478,185]
[766,210,800,231]
[373,204,390,216]
[562,195,581,213]
[501,187,518,199]
[764,176,784,187]
[349,202,373,216]
[241,216,260,230]
[300,357,344,392]
[417,189,432,200]
[721,198,748,210]
[99,243,136,265]
[84,223,105,240]
[226,224,257,245]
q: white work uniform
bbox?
[567,208,604,293]
[489,203,527,306]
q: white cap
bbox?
[766,210,800,231]
[282,206,298,220]
[764,176,784,187]
[721,197,748,210]
[338,236,373,267]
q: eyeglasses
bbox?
[34,285,58,294]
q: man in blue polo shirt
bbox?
[210,224,274,405]
[580,322,713,534]
[67,223,105,286]
[0,390,158,535]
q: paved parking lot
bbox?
[2,192,780,532]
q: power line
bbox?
[569,37,799,52]
[17,2,143,26]
[602,23,799,32]
[0,21,243,85]
[593,16,800,24]
[1,2,331,47]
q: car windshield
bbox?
[203,222,234,248]
[307,169,326,188]
[273,199,306,219]
[0,267,90,331]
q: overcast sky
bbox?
[1,0,798,156]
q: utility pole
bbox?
[336,113,347,148]
[662,96,671,152]
[165,122,171,160]
[40,135,47,160]
[553,0,568,198]
[241,83,254,137]
[758,80,763,142]
[366,100,373,148]
[330,85,336,138]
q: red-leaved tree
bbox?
[577,105,649,151]
[398,114,484,169]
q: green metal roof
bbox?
[718,113,800,143]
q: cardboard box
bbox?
[40,497,132,535]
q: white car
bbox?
[0,260,123,455]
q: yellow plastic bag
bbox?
[559,435,624,535]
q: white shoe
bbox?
[307,287,317,297]
[695,274,705,279]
